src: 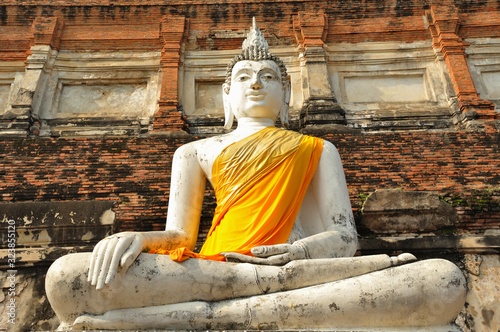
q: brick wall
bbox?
[326,131,500,233]
[1,131,498,248]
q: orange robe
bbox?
[150,126,323,262]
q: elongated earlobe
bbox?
[222,84,234,129]
[280,79,291,128]
[280,106,289,129]
[224,109,234,130]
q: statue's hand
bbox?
[221,243,307,265]
[88,232,145,290]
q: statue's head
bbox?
[223,18,291,129]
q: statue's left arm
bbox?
[223,140,358,265]
[292,140,358,258]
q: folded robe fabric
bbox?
[149,126,323,262]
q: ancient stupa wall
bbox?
[0,1,499,331]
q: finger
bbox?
[119,236,140,270]
[251,244,290,258]
[243,253,290,266]
[221,252,264,264]
[222,252,286,265]
[96,237,119,290]
[88,240,103,282]
[91,239,109,286]
[265,253,291,266]
[105,237,134,284]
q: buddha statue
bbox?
[45,19,466,331]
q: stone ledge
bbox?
[0,200,116,249]
[39,325,461,332]
[359,234,500,255]
[0,245,93,268]
[361,189,457,234]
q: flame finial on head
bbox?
[241,17,269,55]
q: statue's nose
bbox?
[250,75,262,89]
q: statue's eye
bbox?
[262,74,276,80]
[237,75,250,82]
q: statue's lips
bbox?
[246,92,266,101]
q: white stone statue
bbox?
[45,18,466,331]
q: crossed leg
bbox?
[46,252,465,330]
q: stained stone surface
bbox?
[58,83,148,117]
[13,48,163,137]
[482,72,500,100]
[361,189,457,233]
[465,37,500,109]
[0,200,117,331]
[462,254,500,332]
[0,267,57,331]
[0,85,11,113]
[345,75,427,103]
[195,81,225,115]
[0,200,116,248]
[327,40,456,131]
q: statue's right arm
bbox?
[88,143,206,290]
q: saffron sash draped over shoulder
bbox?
[149,127,323,262]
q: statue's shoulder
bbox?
[175,134,230,153]
[174,133,235,176]
[321,138,335,150]
[280,128,328,146]
[190,133,235,152]
[291,130,338,158]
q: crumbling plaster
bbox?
[466,37,500,110]
[327,40,456,130]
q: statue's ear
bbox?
[222,83,234,130]
[280,79,291,129]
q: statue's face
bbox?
[224,60,285,121]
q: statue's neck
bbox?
[232,117,275,137]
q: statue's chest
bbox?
[195,136,240,183]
